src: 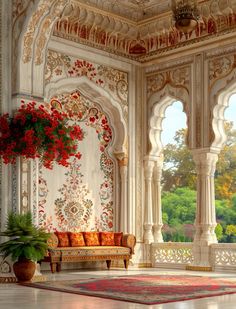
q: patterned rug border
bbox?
[21,274,236,305]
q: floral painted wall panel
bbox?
[38,92,114,232]
[45,50,128,122]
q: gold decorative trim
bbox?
[31,275,47,282]
[186,265,212,272]
[0,275,47,283]
[0,276,17,283]
[136,263,152,268]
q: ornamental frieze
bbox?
[18,0,236,63]
[53,0,236,61]
[45,50,128,121]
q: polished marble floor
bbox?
[1,268,236,309]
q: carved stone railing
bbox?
[211,243,236,272]
[151,242,236,272]
[151,242,194,269]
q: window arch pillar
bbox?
[152,157,164,243]
[143,156,155,244]
[115,153,128,233]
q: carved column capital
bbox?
[192,150,218,176]
[114,152,128,166]
[153,155,164,181]
[117,157,128,167]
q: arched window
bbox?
[215,93,236,243]
[161,101,196,242]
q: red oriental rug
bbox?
[23,274,236,305]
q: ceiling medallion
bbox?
[172,0,200,33]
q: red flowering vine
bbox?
[0,101,84,169]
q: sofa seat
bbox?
[44,232,136,273]
[53,246,131,258]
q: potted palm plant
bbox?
[0,211,49,282]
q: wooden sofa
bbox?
[44,231,136,273]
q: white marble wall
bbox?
[2,2,236,269]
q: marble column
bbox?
[152,157,164,243]
[191,150,218,268]
[143,157,155,244]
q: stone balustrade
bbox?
[151,242,236,272]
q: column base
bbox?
[186,265,212,271]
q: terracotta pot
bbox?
[13,258,36,283]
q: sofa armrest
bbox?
[47,233,59,249]
[122,234,136,254]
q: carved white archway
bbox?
[145,85,189,244]
[13,0,130,231]
[45,76,127,154]
[44,76,128,232]
[211,78,236,151]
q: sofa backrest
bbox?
[47,231,136,254]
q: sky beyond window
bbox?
[161,101,186,146]
[161,94,236,146]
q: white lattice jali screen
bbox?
[211,243,236,272]
[151,243,194,269]
[151,242,236,271]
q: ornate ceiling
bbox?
[27,0,236,62]
[73,0,171,21]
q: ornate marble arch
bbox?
[143,77,190,245]
[147,80,190,158]
[45,76,127,155]
[210,54,236,151]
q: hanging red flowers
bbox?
[0,101,84,169]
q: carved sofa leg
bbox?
[124,259,129,269]
[56,263,61,272]
[50,262,57,273]
[106,260,111,269]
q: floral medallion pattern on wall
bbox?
[45,50,128,121]
[38,91,114,232]
[54,159,94,231]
